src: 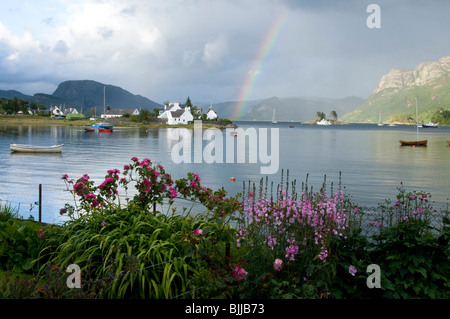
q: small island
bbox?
[302,110,348,125]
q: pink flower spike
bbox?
[349,265,357,276]
[232,266,248,280]
[194,229,203,235]
[101,221,106,227]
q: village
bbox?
[45,100,220,125]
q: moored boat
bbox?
[399,140,427,146]
[399,98,427,147]
[317,119,332,126]
[421,121,438,128]
[86,122,114,132]
[10,143,63,153]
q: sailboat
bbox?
[272,109,277,124]
[400,97,427,146]
[85,86,113,133]
[377,113,384,126]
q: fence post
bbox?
[39,184,42,223]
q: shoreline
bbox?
[0,115,447,128]
[0,115,238,129]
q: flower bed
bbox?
[0,158,448,299]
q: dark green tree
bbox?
[185,96,192,108]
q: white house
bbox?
[158,101,193,125]
[50,105,63,116]
[206,105,218,120]
[101,108,140,119]
[63,108,79,116]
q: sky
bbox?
[1,0,450,106]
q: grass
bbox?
[0,115,236,129]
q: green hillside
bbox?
[341,56,450,125]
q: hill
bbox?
[341,56,450,123]
[0,80,162,114]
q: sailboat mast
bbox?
[415,97,418,140]
[103,86,106,114]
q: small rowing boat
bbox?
[399,140,427,146]
[10,143,63,153]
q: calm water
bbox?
[1,121,449,224]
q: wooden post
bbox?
[225,242,230,259]
[38,184,42,223]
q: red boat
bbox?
[85,122,113,133]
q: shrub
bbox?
[0,204,45,273]
[36,157,243,298]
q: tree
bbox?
[185,96,192,108]
[138,109,151,123]
[330,110,338,121]
[152,108,161,117]
[316,111,326,121]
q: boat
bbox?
[271,109,277,124]
[10,143,63,153]
[289,125,294,128]
[317,119,332,126]
[377,113,384,126]
[399,97,427,146]
[230,131,237,136]
[85,122,114,133]
[421,121,438,128]
[399,140,427,146]
[85,87,113,132]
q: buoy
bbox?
[230,177,235,182]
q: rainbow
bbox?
[231,11,290,120]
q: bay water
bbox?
[0,121,449,224]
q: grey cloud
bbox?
[53,40,69,56]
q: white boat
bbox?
[421,121,438,128]
[272,109,277,124]
[377,113,384,126]
[10,143,63,153]
[317,119,332,125]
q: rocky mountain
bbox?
[0,80,162,114]
[203,96,364,122]
[341,56,450,123]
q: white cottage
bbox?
[206,105,218,120]
[101,108,140,119]
[158,101,193,125]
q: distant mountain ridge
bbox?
[204,96,364,122]
[341,56,450,123]
[1,80,364,121]
[0,80,162,114]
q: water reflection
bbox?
[0,123,449,224]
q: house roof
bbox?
[170,110,185,118]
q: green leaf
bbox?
[416,267,428,279]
